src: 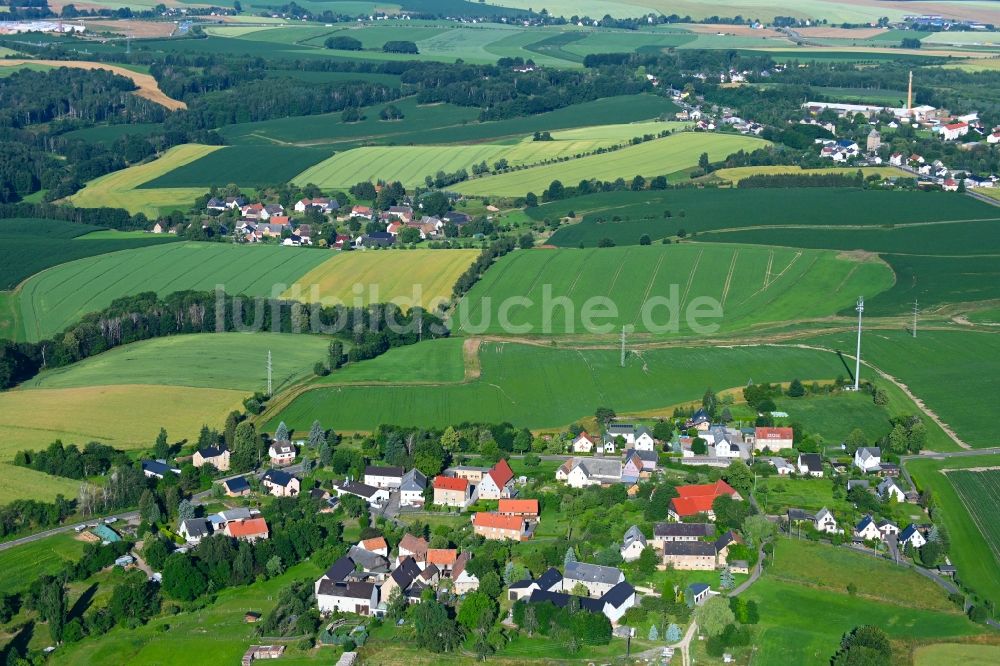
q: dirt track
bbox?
[0,59,185,110]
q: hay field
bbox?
[0,384,246,459]
[453,132,768,196]
[0,463,83,504]
[68,144,221,216]
[0,59,184,109]
[284,249,479,310]
[16,242,330,342]
[711,165,909,183]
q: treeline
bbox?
[0,290,447,389]
[451,237,517,299]
[13,441,129,479]
[0,201,149,230]
[0,496,75,538]
[738,172,865,188]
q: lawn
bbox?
[139,145,333,188]
[454,244,892,336]
[804,329,1000,449]
[268,340,864,432]
[24,333,332,393]
[0,462,83,504]
[0,533,86,594]
[283,248,479,311]
[15,242,331,342]
[907,454,1000,605]
[0,384,246,458]
[914,643,1000,665]
[452,132,769,197]
[67,144,220,216]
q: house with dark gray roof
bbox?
[334,479,389,507]
[563,561,625,597]
[179,518,212,544]
[141,459,179,479]
[652,522,715,548]
[662,541,718,570]
[400,468,427,507]
[620,525,647,562]
[315,580,378,616]
[526,581,637,624]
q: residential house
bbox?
[878,477,907,503]
[446,466,490,484]
[558,458,623,488]
[364,466,404,489]
[814,507,839,534]
[877,519,899,539]
[206,197,226,212]
[620,525,647,562]
[572,432,597,453]
[508,567,563,601]
[669,480,741,521]
[563,561,625,598]
[754,427,794,451]
[222,476,251,497]
[427,549,459,572]
[729,560,750,575]
[452,553,480,594]
[527,582,636,625]
[358,537,389,557]
[399,469,427,507]
[687,583,712,606]
[797,453,824,477]
[356,232,395,248]
[497,499,539,519]
[714,531,741,564]
[398,534,429,566]
[606,423,655,449]
[263,204,284,219]
[225,518,270,543]
[379,557,422,602]
[316,581,378,616]
[768,457,794,475]
[334,480,389,507]
[941,122,969,141]
[602,433,618,455]
[854,515,882,541]
[632,426,656,451]
[889,152,904,166]
[141,459,179,479]
[346,546,389,574]
[867,129,881,152]
[151,221,170,233]
[663,541,717,570]
[472,512,531,541]
[899,524,927,549]
[625,448,658,472]
[193,445,230,472]
[268,442,296,466]
[179,518,212,544]
[432,475,474,508]
[652,523,716,550]
[854,447,882,473]
[477,459,514,500]
[712,434,744,459]
[684,409,711,431]
[621,451,644,483]
[262,469,301,497]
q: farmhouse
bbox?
[316,581,378,616]
[364,465,404,489]
[877,477,907,503]
[854,447,882,473]
[662,541,717,571]
[669,480,741,520]
[399,468,427,507]
[498,499,539,518]
[620,525,647,562]
[471,512,531,541]
[268,442,296,466]
[754,427,794,451]
[563,561,625,598]
[193,445,230,471]
[797,453,824,477]
[225,518,270,543]
[527,581,636,625]
[557,457,623,488]
[432,475,474,508]
[508,567,564,601]
[398,534,429,566]
[477,459,515,500]
[899,524,927,549]
[141,459,179,479]
[572,432,597,453]
[652,523,715,550]
[261,469,300,497]
[334,479,389,507]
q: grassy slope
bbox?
[0,533,85,594]
[804,329,1000,448]
[313,337,466,384]
[453,132,768,196]
[16,243,330,342]
[454,244,892,336]
[907,454,1000,605]
[0,462,83,504]
[138,145,333,189]
[284,249,479,310]
[914,644,1000,665]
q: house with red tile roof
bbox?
[472,512,531,541]
[477,459,514,500]
[669,480,741,521]
[224,517,270,543]
[432,475,473,508]
[498,499,539,518]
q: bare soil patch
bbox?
[83,19,178,38]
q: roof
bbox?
[798,453,823,472]
[324,555,357,582]
[347,546,389,573]
[217,507,253,523]
[472,512,525,532]
[564,561,623,586]
[262,469,296,487]
[227,518,269,538]
[654,522,716,538]
[536,567,563,591]
[575,458,623,479]
[400,468,427,491]
[390,557,422,589]
[365,465,404,478]
[197,445,227,458]
[337,480,381,498]
[602,581,636,608]
[92,524,121,542]
[433,475,468,492]
[787,508,815,522]
[856,515,875,532]
[670,495,718,517]
[361,537,388,552]
[270,443,295,455]
[487,459,514,488]
[527,589,603,614]
[498,499,539,515]
[509,578,536,590]
[223,476,250,492]
[662,541,716,556]
[317,580,375,600]
[141,459,175,476]
[622,525,646,547]
[625,448,658,463]
[399,533,429,557]
[857,447,881,459]
[180,518,211,538]
[714,530,741,550]
[676,480,738,499]
[687,582,710,595]
[755,427,793,440]
[900,524,920,540]
[419,564,439,581]
[574,431,596,444]
[426,549,458,567]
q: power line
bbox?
[853,296,864,392]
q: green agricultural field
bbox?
[804,329,1000,448]
[15,243,330,342]
[268,340,864,432]
[284,249,479,311]
[871,254,1000,316]
[0,533,85,595]
[139,145,332,188]
[60,122,164,144]
[915,644,1000,666]
[25,333,331,393]
[946,469,1000,566]
[453,132,769,196]
[314,337,467,385]
[454,244,892,336]
[710,164,908,183]
[0,462,83,504]
[907,454,1000,607]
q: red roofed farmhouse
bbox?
[472,512,531,541]
[433,475,472,508]
[753,427,794,451]
[670,480,741,521]
[478,459,514,500]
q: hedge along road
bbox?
[0,60,186,110]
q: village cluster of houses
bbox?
[508,561,637,624]
[670,87,766,136]
[314,533,479,616]
[179,506,270,545]
[333,465,428,509]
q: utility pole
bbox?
[912,299,919,338]
[853,296,864,391]
[266,350,272,396]
[620,326,626,368]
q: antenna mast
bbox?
[853,297,864,391]
[912,299,918,338]
[266,350,272,396]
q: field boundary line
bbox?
[834,264,859,294]
[947,471,1000,564]
[763,250,773,291]
[721,249,739,306]
[679,248,704,310]
[632,250,667,327]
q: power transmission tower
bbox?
[853,296,864,392]
[620,326,626,368]
[266,350,272,396]
[912,299,919,338]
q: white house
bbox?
[619,525,647,562]
[797,453,824,478]
[315,580,378,616]
[877,520,899,539]
[632,426,656,451]
[364,466,404,489]
[558,458,622,488]
[889,152,904,166]
[854,515,881,541]
[899,524,927,549]
[714,435,742,459]
[140,459,179,479]
[572,432,597,453]
[178,518,212,544]
[563,561,625,598]
[477,460,514,500]
[399,468,427,507]
[268,442,296,466]
[940,122,969,141]
[813,507,839,534]
[877,477,907,503]
[600,582,637,623]
[854,447,882,473]
[334,480,390,507]
[768,457,794,475]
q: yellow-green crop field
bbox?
[711,164,910,184]
[284,249,480,310]
[0,462,83,504]
[68,144,220,216]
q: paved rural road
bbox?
[632,620,697,665]
[899,448,1000,495]
[729,545,767,597]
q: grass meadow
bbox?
[946,470,1000,569]
[907,454,1000,609]
[0,463,83,504]
[268,340,862,431]
[14,243,330,342]
[284,249,479,311]
[804,329,1000,448]
[313,337,467,385]
[914,644,1000,665]
[0,533,85,594]
[454,244,892,336]
[139,145,333,188]
[67,144,220,216]
[452,132,768,196]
